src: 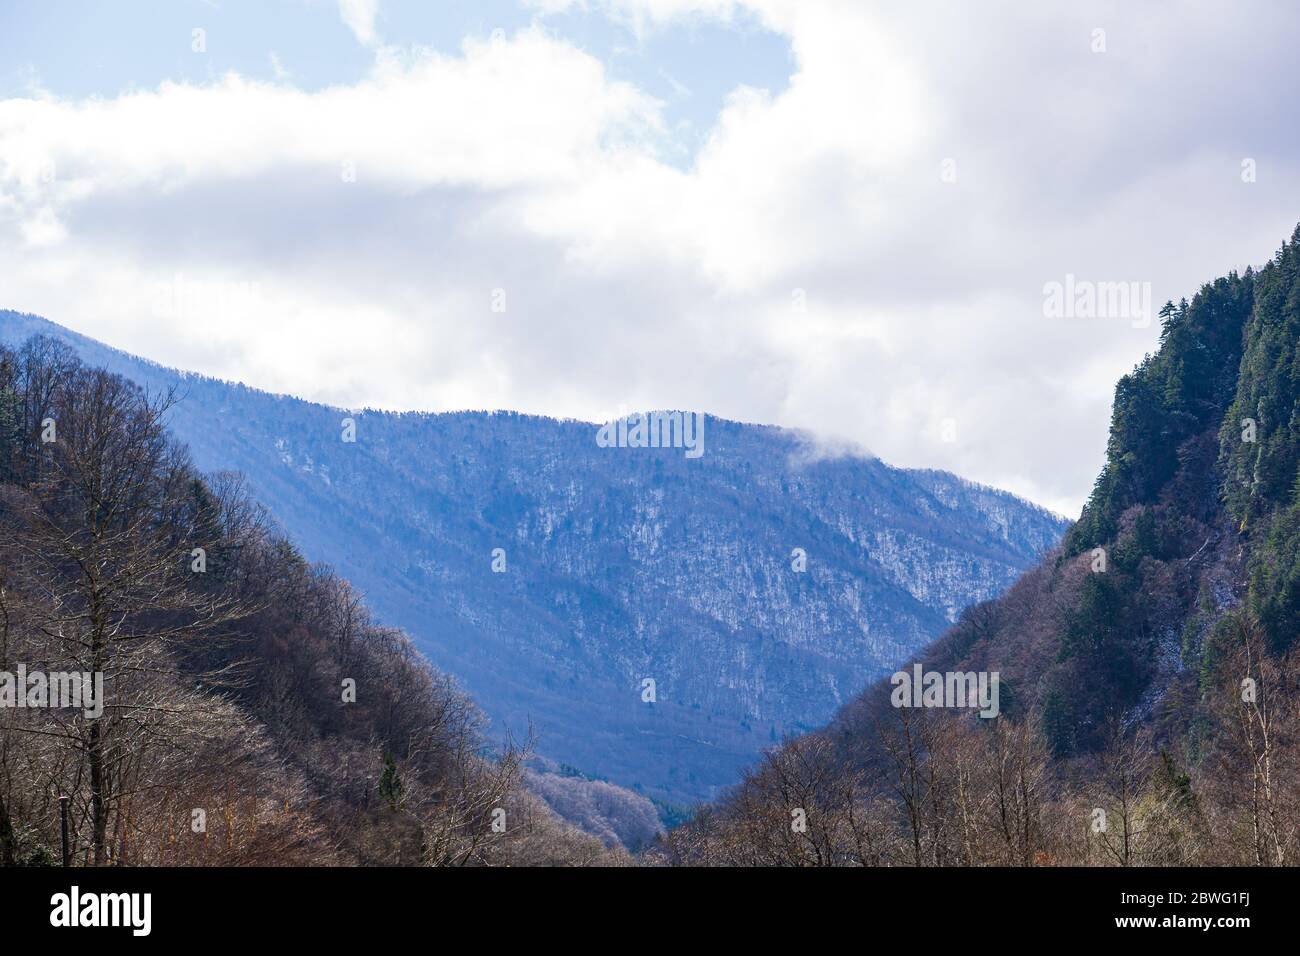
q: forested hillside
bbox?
[663,225,1300,867]
[7,228,1297,866]
[0,311,1068,807]
[0,336,621,866]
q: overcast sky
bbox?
[2,0,1299,515]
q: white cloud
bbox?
[338,0,381,48]
[2,1,1299,517]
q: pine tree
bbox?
[379,752,403,809]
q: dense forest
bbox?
[660,226,1300,867]
[0,336,623,866]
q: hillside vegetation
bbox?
[662,226,1300,867]
[0,336,621,866]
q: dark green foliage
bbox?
[1215,227,1300,650]
[1246,495,1300,652]
[1221,229,1300,523]
[964,230,1300,757]
[1060,571,1127,662]
[9,825,57,867]
[379,752,404,809]
[650,798,693,831]
[1043,254,1270,751]
[1157,750,1196,814]
[1045,570,1151,754]
[1067,272,1254,556]
[1113,506,1158,572]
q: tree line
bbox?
[659,603,1297,867]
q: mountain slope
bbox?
[665,224,1300,866]
[0,310,1068,805]
[0,336,617,867]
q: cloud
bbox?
[338,0,380,48]
[2,1,1300,516]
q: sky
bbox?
[2,0,1299,516]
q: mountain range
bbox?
[0,309,1068,808]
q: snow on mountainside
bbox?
[0,310,1069,807]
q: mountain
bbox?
[0,310,1068,807]
[0,335,620,867]
[665,224,1300,866]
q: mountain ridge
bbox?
[0,309,1069,806]
[664,224,1300,866]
